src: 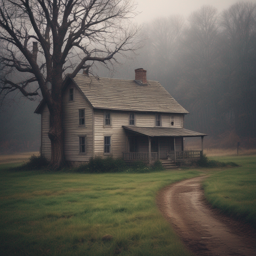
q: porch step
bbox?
[160,160,178,169]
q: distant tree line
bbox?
[107,2,256,145]
[1,1,256,154]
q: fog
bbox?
[135,0,241,23]
[1,0,256,153]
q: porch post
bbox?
[148,136,152,165]
[201,136,204,156]
[174,137,176,162]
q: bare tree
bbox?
[0,0,137,168]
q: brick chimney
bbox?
[135,68,147,84]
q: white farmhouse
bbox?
[35,68,206,167]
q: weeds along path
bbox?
[156,176,256,256]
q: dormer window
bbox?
[69,88,74,101]
[129,113,135,125]
[156,114,161,126]
[105,112,111,126]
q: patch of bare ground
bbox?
[156,176,256,256]
[0,151,39,164]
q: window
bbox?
[155,114,161,126]
[104,136,111,153]
[69,88,74,101]
[79,109,85,125]
[129,113,135,125]
[79,136,85,153]
[105,112,111,126]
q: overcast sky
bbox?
[134,0,254,24]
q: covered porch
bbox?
[122,126,206,164]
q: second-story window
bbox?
[69,88,74,101]
[105,112,111,126]
[129,113,135,125]
[156,114,161,126]
[79,109,85,125]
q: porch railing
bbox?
[123,152,158,162]
[167,150,202,160]
[123,151,202,162]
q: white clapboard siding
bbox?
[169,114,184,128]
[41,106,51,160]
[94,110,127,158]
[63,84,94,162]
[135,113,155,127]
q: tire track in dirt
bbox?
[156,176,256,256]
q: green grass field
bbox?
[0,154,255,256]
[0,164,200,256]
[203,155,256,228]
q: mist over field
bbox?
[1,0,256,154]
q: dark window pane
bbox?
[79,109,85,125]
[104,136,111,153]
[105,112,110,125]
[156,114,161,126]
[79,137,85,153]
[129,113,135,125]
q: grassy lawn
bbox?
[203,155,256,228]
[1,154,255,256]
[0,164,200,256]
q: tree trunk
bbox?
[48,102,66,169]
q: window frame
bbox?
[104,111,111,126]
[129,113,135,126]
[79,136,86,154]
[79,109,85,126]
[104,136,111,154]
[155,113,161,127]
[69,88,74,101]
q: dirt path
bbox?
[156,176,256,256]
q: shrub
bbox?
[128,161,147,170]
[20,155,49,170]
[196,154,208,167]
[73,158,164,173]
[151,160,164,171]
[75,157,127,173]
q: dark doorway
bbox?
[129,137,138,152]
[151,138,158,152]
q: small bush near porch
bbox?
[0,163,199,256]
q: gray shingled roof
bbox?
[123,126,206,137]
[73,74,188,114]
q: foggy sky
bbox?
[135,0,251,23]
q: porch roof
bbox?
[122,126,206,137]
